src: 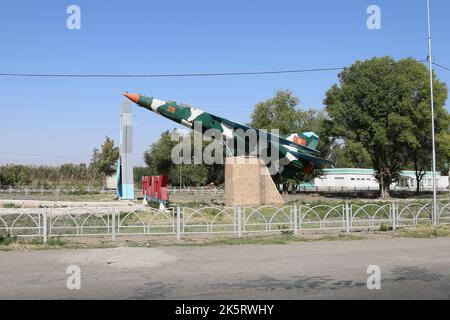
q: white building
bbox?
[311,168,449,191]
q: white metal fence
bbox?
[168,187,224,195]
[3,185,447,198]
[0,185,224,196]
[295,186,449,193]
[1,202,449,243]
[0,185,114,195]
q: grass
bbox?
[0,233,17,245]
[0,237,117,251]
[2,203,22,208]
[395,225,450,238]
[117,233,366,248]
[0,232,366,251]
[170,201,211,208]
[0,232,73,251]
[0,193,115,202]
[379,223,393,232]
[0,196,448,251]
[278,225,295,236]
[26,237,67,246]
[4,225,450,251]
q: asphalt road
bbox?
[1,237,450,300]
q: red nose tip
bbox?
[123,92,140,104]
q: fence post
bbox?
[436,202,440,226]
[293,204,298,235]
[345,202,350,233]
[299,205,302,232]
[349,203,353,229]
[430,201,434,226]
[396,202,400,227]
[176,206,181,240]
[111,210,116,241]
[43,208,48,244]
[237,206,242,238]
[392,203,396,231]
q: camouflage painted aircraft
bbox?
[124,93,331,177]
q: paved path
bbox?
[1,238,450,299]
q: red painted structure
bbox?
[142,176,169,203]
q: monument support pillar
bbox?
[225,156,284,207]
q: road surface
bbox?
[1,237,450,299]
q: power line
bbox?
[433,62,450,71]
[419,58,450,71]
[0,61,447,79]
[0,67,345,78]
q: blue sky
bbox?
[0,0,449,166]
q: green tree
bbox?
[250,90,328,184]
[90,136,120,181]
[170,164,209,187]
[402,63,449,194]
[436,132,450,175]
[144,131,178,176]
[134,166,155,186]
[250,90,300,135]
[250,90,327,135]
[0,165,31,186]
[324,57,448,198]
[329,141,372,168]
[143,130,212,186]
[0,164,93,187]
[206,162,225,186]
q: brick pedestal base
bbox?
[225,156,284,207]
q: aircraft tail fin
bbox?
[286,132,320,150]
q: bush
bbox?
[46,237,66,246]
[379,224,393,232]
[0,233,17,246]
[278,225,295,236]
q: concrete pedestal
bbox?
[225,156,284,207]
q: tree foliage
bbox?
[0,137,120,187]
[143,131,177,176]
[250,90,301,135]
[329,141,372,168]
[0,163,93,187]
[250,90,329,184]
[324,57,449,198]
[143,130,220,187]
[89,136,120,179]
[250,90,326,136]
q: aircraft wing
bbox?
[286,148,332,165]
[210,114,323,157]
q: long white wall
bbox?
[312,169,449,191]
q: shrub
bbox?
[46,237,66,246]
[379,224,393,232]
[0,233,17,246]
[277,225,294,236]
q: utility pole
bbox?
[179,152,182,188]
[426,0,438,227]
[179,162,182,188]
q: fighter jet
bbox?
[124,93,331,177]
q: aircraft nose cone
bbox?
[123,92,140,104]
